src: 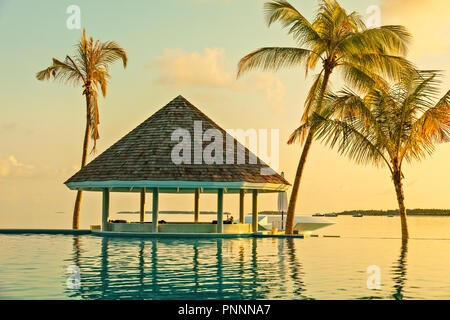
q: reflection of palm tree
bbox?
[391,238,408,300]
[66,236,82,298]
[251,238,258,300]
[216,239,223,298]
[277,239,287,294]
[238,245,245,296]
[72,236,81,266]
[285,239,308,299]
[100,237,109,299]
[151,240,158,296]
[193,241,199,294]
[138,241,145,298]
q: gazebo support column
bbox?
[152,188,159,233]
[239,189,245,224]
[194,188,200,223]
[252,190,258,233]
[140,187,146,223]
[102,188,110,232]
[217,188,224,233]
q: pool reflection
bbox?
[391,238,408,300]
[67,236,309,300]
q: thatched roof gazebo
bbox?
[65,96,290,234]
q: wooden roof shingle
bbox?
[65,95,290,192]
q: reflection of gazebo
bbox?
[65,96,290,234]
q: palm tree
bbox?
[312,71,450,238]
[36,29,127,229]
[237,0,413,234]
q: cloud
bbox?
[254,74,286,113]
[0,155,34,178]
[381,0,450,59]
[0,122,18,133]
[149,48,286,111]
[0,157,79,181]
[151,48,238,89]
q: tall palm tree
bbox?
[237,0,413,234]
[36,29,127,229]
[312,71,450,238]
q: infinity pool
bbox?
[1,218,450,299]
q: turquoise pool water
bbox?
[1,216,450,299]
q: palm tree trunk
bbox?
[72,94,91,229]
[392,169,409,239]
[285,131,314,234]
[285,68,332,234]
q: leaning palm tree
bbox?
[237,0,413,234]
[36,29,127,229]
[312,71,450,238]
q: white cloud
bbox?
[151,48,236,88]
[0,155,34,178]
[0,122,17,133]
[149,47,286,111]
[254,74,286,113]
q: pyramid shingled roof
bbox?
[65,96,290,193]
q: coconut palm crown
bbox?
[313,71,450,238]
[36,29,127,229]
[237,0,414,234]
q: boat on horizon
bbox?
[325,213,338,217]
[240,216,337,234]
[352,213,363,217]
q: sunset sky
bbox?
[1,0,449,229]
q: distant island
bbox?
[320,209,450,216]
[117,209,450,216]
[117,210,233,215]
[272,209,450,216]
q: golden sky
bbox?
[0,0,449,229]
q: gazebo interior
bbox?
[98,186,277,234]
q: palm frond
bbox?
[36,57,83,85]
[88,89,100,153]
[338,62,389,93]
[94,68,108,97]
[301,71,324,123]
[36,66,55,81]
[287,123,310,145]
[264,0,321,45]
[313,113,393,171]
[237,47,312,77]
[36,28,127,153]
[97,41,128,68]
[411,89,450,144]
[341,53,416,83]
[337,25,411,57]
